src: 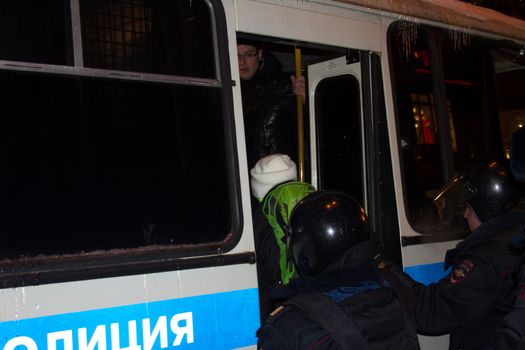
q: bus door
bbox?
[305,52,404,268]
[306,55,365,205]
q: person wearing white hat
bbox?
[250,153,298,201]
[250,153,316,320]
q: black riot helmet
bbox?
[288,191,370,276]
[510,126,525,183]
[434,159,522,223]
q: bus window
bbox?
[389,28,449,234]
[0,1,70,65]
[80,0,215,78]
[442,38,503,169]
[389,22,524,237]
[315,74,363,203]
[492,47,525,156]
[0,0,236,262]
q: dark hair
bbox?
[236,37,262,49]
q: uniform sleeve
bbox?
[257,323,293,350]
[256,306,296,350]
[495,275,525,349]
[495,307,525,350]
[411,256,502,334]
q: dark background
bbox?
[462,0,525,19]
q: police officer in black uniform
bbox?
[409,159,525,350]
[496,128,525,350]
[256,191,420,350]
[495,234,525,350]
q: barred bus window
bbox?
[80,0,215,78]
[0,0,71,65]
[0,0,231,260]
[0,72,230,258]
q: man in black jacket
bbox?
[257,191,420,350]
[409,159,525,350]
[237,39,304,169]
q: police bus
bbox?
[1,0,524,349]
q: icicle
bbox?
[397,17,420,59]
[448,25,471,51]
[292,0,311,7]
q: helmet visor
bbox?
[433,174,468,225]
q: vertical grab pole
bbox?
[295,47,305,182]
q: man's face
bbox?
[237,44,262,81]
[463,204,482,232]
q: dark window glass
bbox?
[316,75,363,203]
[0,71,229,258]
[442,40,502,168]
[493,47,525,156]
[390,30,448,233]
[80,0,215,78]
[389,22,523,235]
[0,0,71,65]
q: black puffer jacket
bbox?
[241,52,297,169]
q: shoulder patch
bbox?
[269,305,285,317]
[450,260,474,284]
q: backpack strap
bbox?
[286,292,371,349]
[378,261,418,337]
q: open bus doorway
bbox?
[236,33,348,186]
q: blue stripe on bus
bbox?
[0,287,260,350]
[404,262,451,285]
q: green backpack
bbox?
[261,181,316,284]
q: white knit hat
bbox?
[250,154,297,200]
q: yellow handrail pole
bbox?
[295,47,305,182]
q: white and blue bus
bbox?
[1,0,525,349]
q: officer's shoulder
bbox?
[257,305,294,349]
[376,259,402,273]
[261,301,309,330]
[257,304,297,342]
[266,304,294,322]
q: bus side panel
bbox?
[0,264,259,349]
[402,241,459,285]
